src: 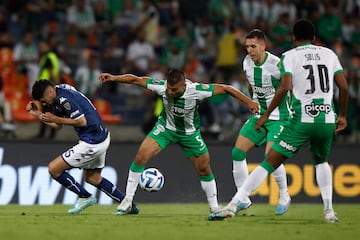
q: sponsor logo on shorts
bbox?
[279,140,297,152]
[305,102,331,117]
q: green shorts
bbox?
[239,115,287,146]
[148,121,208,158]
[272,119,336,160]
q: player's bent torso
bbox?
[146,78,214,135]
[54,84,108,144]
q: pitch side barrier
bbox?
[0,142,359,205]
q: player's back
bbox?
[280,44,343,123]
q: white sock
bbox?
[315,162,333,210]
[200,179,218,211]
[232,159,248,190]
[231,166,268,204]
[125,170,141,201]
[273,164,289,197]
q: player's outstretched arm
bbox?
[213,84,259,114]
[99,73,148,88]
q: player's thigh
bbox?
[135,136,163,164]
[265,120,288,142]
[309,123,336,159]
[61,134,110,169]
[177,131,208,158]
[147,121,172,149]
[239,116,267,146]
[271,123,308,158]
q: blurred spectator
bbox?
[0,75,15,136]
[66,0,96,38]
[237,0,262,30]
[183,50,208,83]
[138,0,160,46]
[101,31,125,74]
[125,29,156,75]
[160,24,187,70]
[269,12,292,55]
[74,52,101,100]
[12,30,39,93]
[35,39,60,139]
[208,0,235,36]
[192,15,217,73]
[316,2,343,48]
[156,0,178,26]
[215,20,241,84]
[350,19,360,54]
[24,0,54,33]
[113,0,142,45]
[92,0,112,36]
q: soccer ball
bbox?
[139,168,165,192]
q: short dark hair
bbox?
[167,69,185,85]
[245,29,266,41]
[293,19,315,41]
[32,80,54,100]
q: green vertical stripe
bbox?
[174,98,185,134]
[254,67,267,115]
[313,98,325,123]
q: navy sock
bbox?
[95,177,125,203]
[54,172,91,198]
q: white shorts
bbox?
[61,133,111,169]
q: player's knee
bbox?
[232,147,247,161]
[312,155,327,165]
[48,162,59,178]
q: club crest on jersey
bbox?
[263,75,271,85]
[63,102,71,110]
[305,102,331,117]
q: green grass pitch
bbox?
[0,203,359,240]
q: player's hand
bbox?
[254,115,267,133]
[99,73,114,83]
[26,100,43,117]
[335,115,347,134]
[248,100,259,115]
[39,112,56,123]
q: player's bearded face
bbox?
[245,38,265,64]
[39,87,56,106]
[166,82,185,98]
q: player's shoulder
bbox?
[265,51,280,65]
[243,54,253,66]
[147,78,166,85]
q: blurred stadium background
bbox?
[0,0,360,143]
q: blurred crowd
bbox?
[0,0,360,143]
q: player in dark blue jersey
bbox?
[27,80,139,214]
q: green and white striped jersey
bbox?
[243,51,290,120]
[279,43,343,123]
[146,78,214,135]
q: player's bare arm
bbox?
[334,72,349,133]
[40,113,86,128]
[213,84,259,114]
[99,73,148,88]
